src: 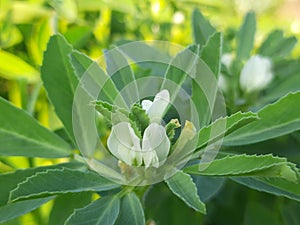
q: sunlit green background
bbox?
[0,0,300,224]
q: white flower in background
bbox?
[108,90,171,168]
[221,53,233,68]
[239,55,273,93]
[218,53,233,92]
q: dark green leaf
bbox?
[0,161,85,206]
[192,8,216,45]
[0,97,71,158]
[115,192,145,225]
[41,34,78,143]
[197,111,258,150]
[48,192,92,225]
[232,176,300,202]
[9,168,119,202]
[259,30,297,58]
[70,50,126,107]
[224,92,300,145]
[0,196,54,223]
[65,196,120,225]
[166,171,206,214]
[200,32,223,78]
[185,154,298,182]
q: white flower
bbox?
[221,53,233,68]
[239,55,273,93]
[107,122,170,168]
[107,89,171,168]
[218,54,233,92]
[141,89,170,123]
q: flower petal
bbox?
[141,99,153,111]
[142,123,170,165]
[107,122,142,166]
[147,89,170,123]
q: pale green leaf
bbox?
[0,196,54,223]
[166,171,206,214]
[65,196,120,225]
[224,92,300,145]
[236,12,256,60]
[0,50,39,82]
[115,192,145,225]
[0,97,71,158]
[9,168,120,202]
[184,154,298,182]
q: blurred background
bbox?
[0,1,300,224]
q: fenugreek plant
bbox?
[0,8,300,225]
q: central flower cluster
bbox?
[107,90,171,168]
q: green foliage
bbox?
[65,196,120,225]
[115,193,145,225]
[0,97,71,158]
[236,12,256,60]
[0,3,300,225]
[166,171,206,214]
[41,34,78,143]
[224,92,300,145]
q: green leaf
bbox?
[184,154,298,182]
[41,34,78,143]
[232,176,300,202]
[65,196,120,225]
[105,47,138,107]
[192,8,216,45]
[0,50,39,83]
[0,97,71,158]
[129,104,150,137]
[224,92,300,145]
[166,171,206,214]
[192,176,224,202]
[259,30,297,58]
[260,73,300,104]
[0,161,85,206]
[197,111,258,150]
[243,202,281,225]
[115,192,145,225]
[236,12,256,60]
[94,100,129,124]
[162,45,200,96]
[0,196,54,223]
[9,168,120,202]
[145,183,204,225]
[200,32,223,78]
[48,192,92,225]
[64,26,92,49]
[70,50,126,107]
